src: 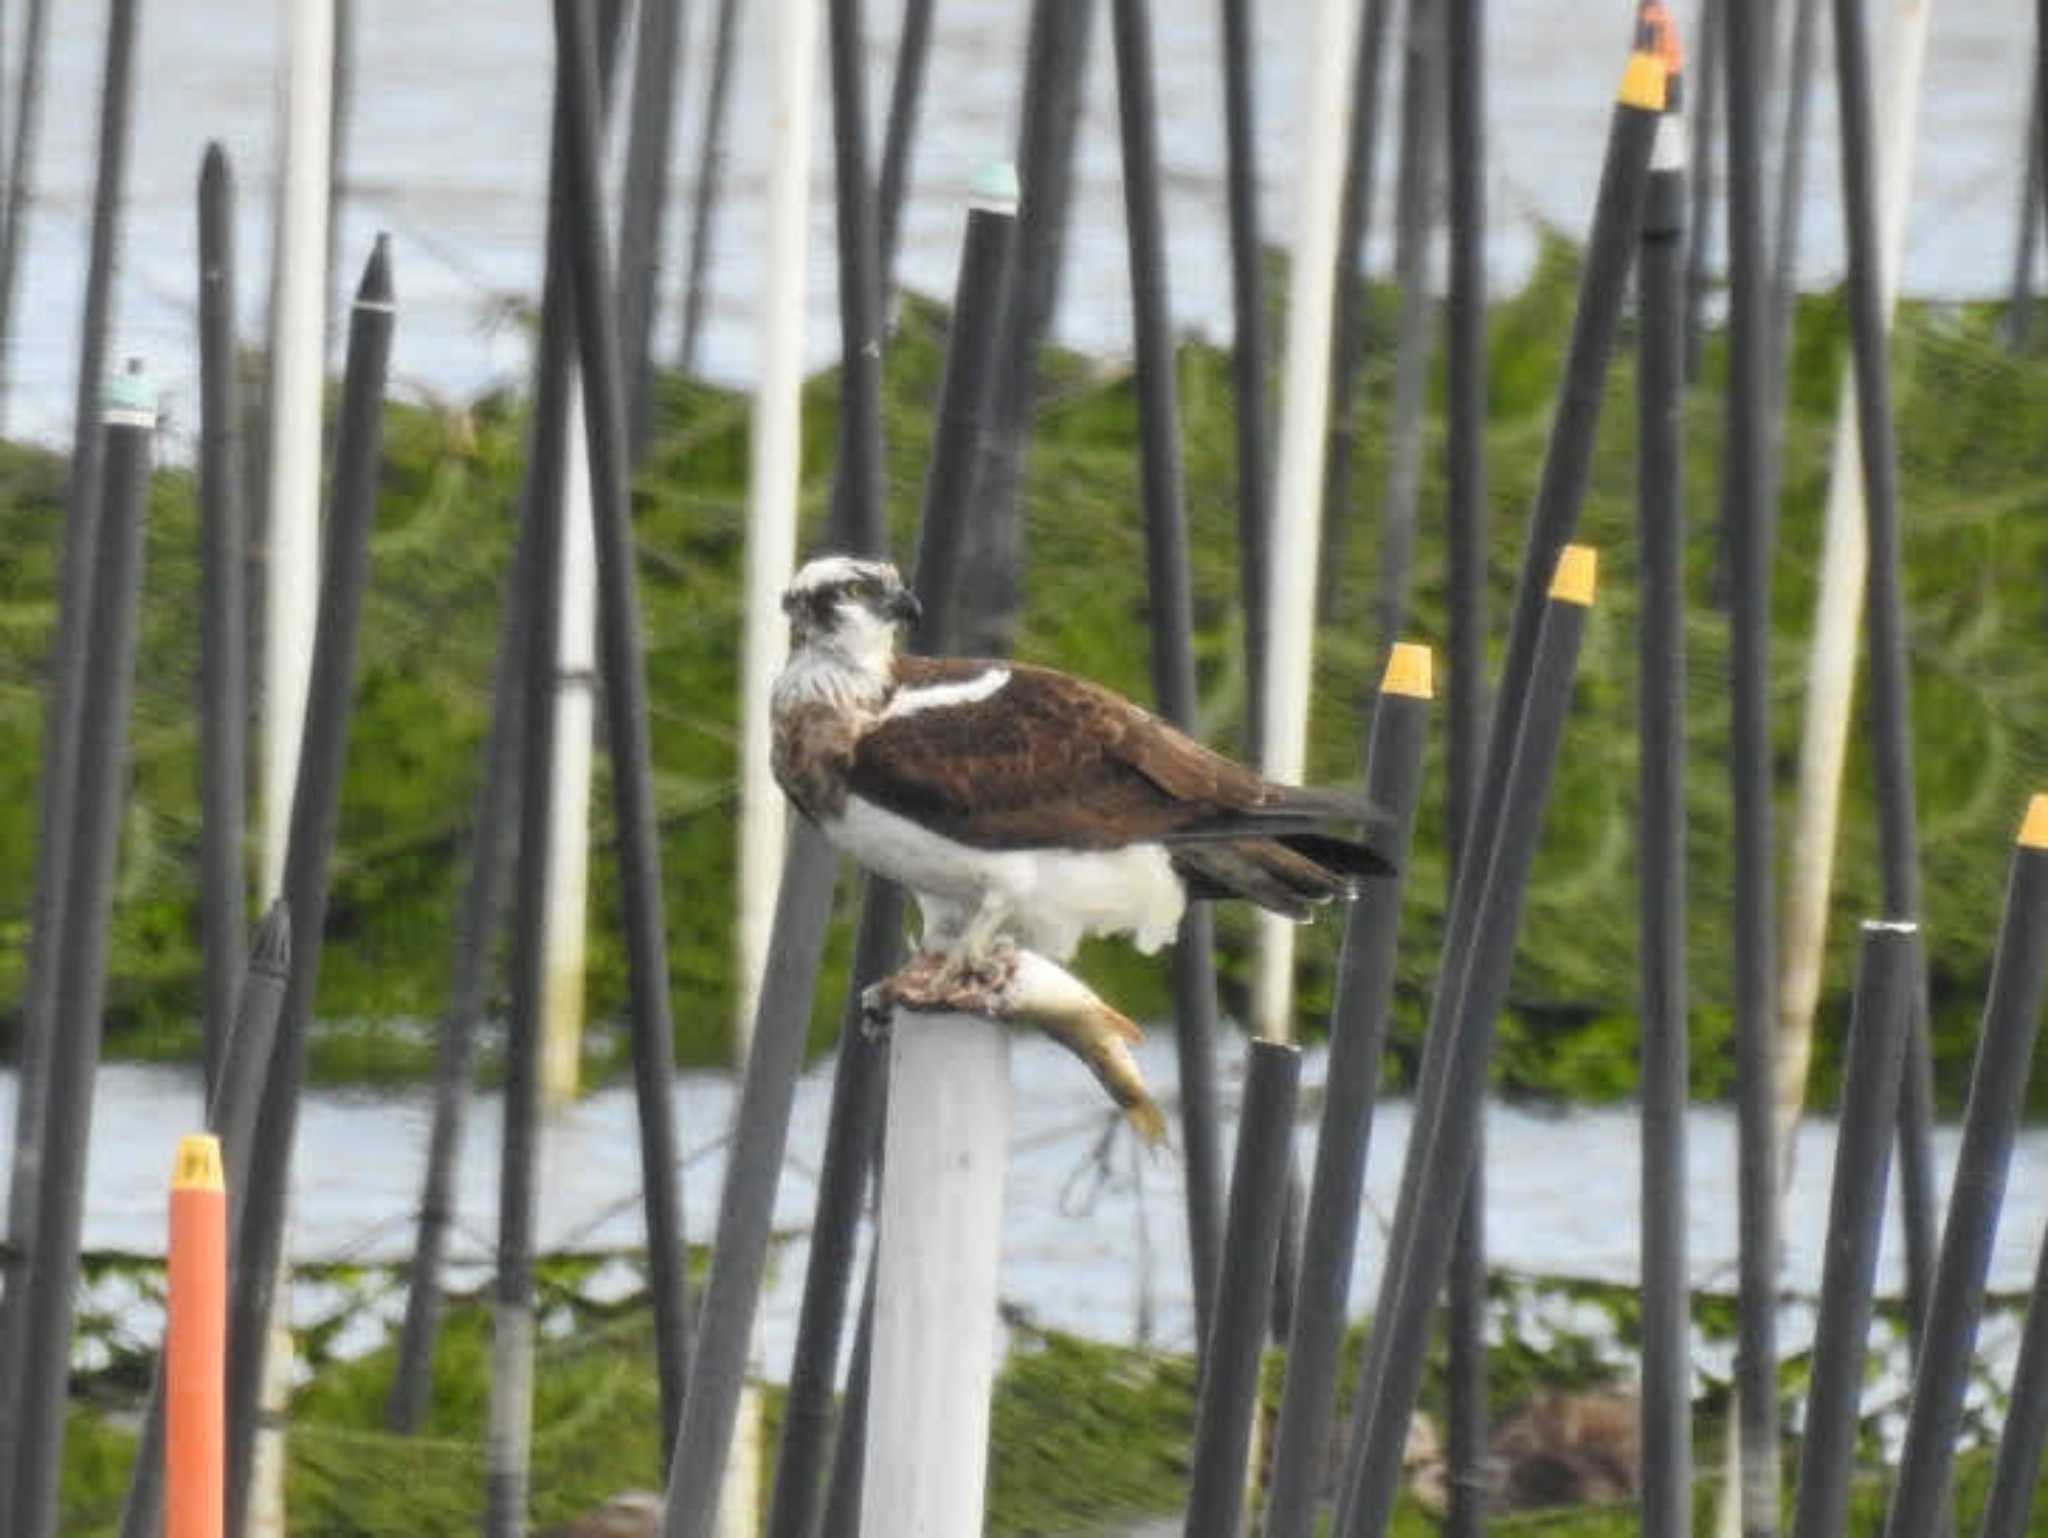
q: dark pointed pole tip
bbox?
[356,234,394,306]
[252,901,292,971]
[201,141,229,183]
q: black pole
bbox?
[1637,82,1691,1538]
[116,903,293,1538]
[1724,0,1782,1521]
[1683,0,1721,381]
[1337,551,1596,1538]
[1108,0,1230,1371]
[1218,0,1274,763]
[764,193,1012,1538]
[1263,648,1431,1538]
[662,823,843,1538]
[823,0,887,556]
[1340,0,1442,645]
[326,0,355,356]
[1828,0,1941,1363]
[815,1257,878,1538]
[910,197,1017,654]
[1976,1208,2048,1538]
[1881,803,2048,1538]
[676,0,740,373]
[1788,921,1917,1538]
[954,0,1098,659]
[617,0,686,460]
[552,0,695,1454]
[3,369,153,1538]
[1765,0,1818,405]
[1329,43,1665,1527]
[1181,1041,1303,1538]
[385,400,541,1434]
[483,127,573,1538]
[2004,59,2042,352]
[197,143,248,1109]
[1319,0,1398,671]
[874,0,935,292]
[0,0,143,1486]
[1440,0,1488,1523]
[0,0,51,427]
[225,241,394,1538]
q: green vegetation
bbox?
[6,242,2048,1109]
[48,1285,2047,1536]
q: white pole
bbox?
[1774,0,1931,1160]
[1251,0,1366,1042]
[251,8,333,1535]
[260,0,334,903]
[542,378,598,1106]
[861,1011,1012,1538]
[735,0,819,1059]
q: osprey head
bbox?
[782,556,922,656]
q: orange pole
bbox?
[166,1132,226,1538]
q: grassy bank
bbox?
[6,242,2048,1107]
[49,1291,2044,1536]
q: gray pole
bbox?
[2004,60,2042,351]
[551,0,695,1453]
[874,0,935,291]
[1181,1041,1303,1538]
[1636,80,1692,1538]
[1723,0,1784,1519]
[0,0,52,429]
[1338,553,1596,1538]
[1789,922,1917,1538]
[0,0,144,1489]
[1319,0,1398,669]
[483,119,573,1538]
[3,369,154,1538]
[1218,0,1276,763]
[197,143,249,1107]
[1440,0,1489,1525]
[1882,806,2048,1538]
[661,823,844,1538]
[676,0,740,373]
[225,241,394,1538]
[1828,0,1941,1358]
[823,0,887,556]
[1683,0,1721,380]
[385,416,539,1434]
[1976,1207,2048,1538]
[1263,649,1431,1538]
[1355,0,1443,647]
[1108,0,1229,1370]
[954,0,1097,659]
[617,0,686,459]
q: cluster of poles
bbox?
[4,0,2048,1536]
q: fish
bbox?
[865,945,1168,1149]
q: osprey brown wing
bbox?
[848,662,1262,850]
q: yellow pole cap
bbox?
[2019,793,2048,850]
[172,1133,225,1192]
[1549,545,1599,605]
[1381,642,1434,699]
[1618,50,1668,112]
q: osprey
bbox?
[769,555,1392,978]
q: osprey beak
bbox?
[887,587,923,626]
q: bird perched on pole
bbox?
[766,553,1389,1140]
[771,554,1390,979]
